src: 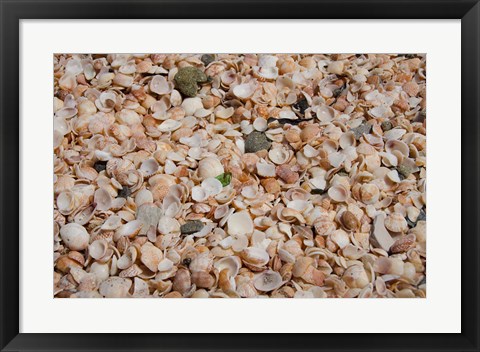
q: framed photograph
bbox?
[1,0,479,351]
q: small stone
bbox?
[381,120,393,131]
[174,67,208,97]
[180,220,204,235]
[244,131,271,153]
[201,54,215,66]
[351,122,372,140]
[396,164,413,179]
[293,98,309,115]
[117,186,131,199]
[94,160,108,173]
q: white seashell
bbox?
[157,216,180,235]
[117,247,137,270]
[241,185,258,199]
[253,117,268,132]
[254,66,278,80]
[315,105,335,122]
[227,211,253,236]
[310,176,326,190]
[89,239,108,260]
[197,157,224,180]
[56,190,76,215]
[214,256,241,277]
[135,189,153,207]
[253,270,283,291]
[339,132,356,149]
[303,145,319,158]
[241,247,270,266]
[287,199,308,212]
[114,220,143,240]
[140,242,163,273]
[181,97,203,116]
[192,186,209,202]
[328,184,349,203]
[158,119,182,132]
[383,128,406,140]
[201,177,223,196]
[89,262,109,283]
[328,151,346,168]
[94,188,113,211]
[101,215,122,230]
[170,90,182,106]
[268,147,290,165]
[233,82,256,99]
[331,229,350,249]
[256,161,276,177]
[162,195,182,218]
[385,139,409,157]
[371,213,395,251]
[117,109,141,125]
[215,106,234,119]
[150,75,173,95]
[158,258,174,272]
[60,223,90,251]
[139,159,160,177]
[99,277,132,298]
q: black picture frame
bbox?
[1,0,479,351]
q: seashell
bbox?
[94,188,113,211]
[384,212,408,233]
[341,211,359,232]
[101,215,122,230]
[315,105,335,122]
[385,139,409,157]
[191,186,209,202]
[181,97,203,116]
[227,211,253,236]
[135,189,154,207]
[373,257,404,276]
[56,190,76,215]
[150,75,173,95]
[233,82,256,99]
[114,220,143,240]
[158,258,174,272]
[276,164,299,184]
[370,213,395,251]
[140,242,163,273]
[157,216,180,235]
[197,157,224,180]
[113,73,134,87]
[330,229,350,249]
[214,256,241,278]
[241,247,269,267]
[343,265,369,288]
[117,246,137,270]
[99,277,132,298]
[253,270,283,291]
[88,239,109,260]
[139,159,160,177]
[201,177,223,196]
[163,194,182,218]
[339,131,356,149]
[172,268,192,295]
[215,106,235,119]
[158,119,182,132]
[89,262,110,283]
[359,183,380,205]
[256,161,276,177]
[390,234,416,254]
[327,61,344,75]
[60,223,90,251]
[328,184,349,203]
[268,147,291,165]
[192,271,215,289]
[73,205,96,225]
[253,117,268,132]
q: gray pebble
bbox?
[180,220,204,235]
[244,131,271,153]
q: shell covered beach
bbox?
[53,54,426,298]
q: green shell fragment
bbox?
[215,172,232,187]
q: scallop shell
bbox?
[241,247,269,266]
[359,183,380,205]
[201,177,223,196]
[268,147,291,165]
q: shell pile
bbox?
[53,54,426,298]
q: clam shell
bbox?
[253,270,283,291]
[60,223,90,251]
[227,211,253,236]
[99,277,132,298]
